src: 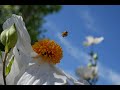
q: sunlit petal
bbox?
[17,62,83,85]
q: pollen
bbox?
[32,39,63,64]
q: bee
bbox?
[62,31,68,37]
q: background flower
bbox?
[76,66,98,80]
[83,36,104,46]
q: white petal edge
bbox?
[51,65,84,85]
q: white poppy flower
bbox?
[76,66,98,80]
[3,14,84,85]
[83,36,104,46]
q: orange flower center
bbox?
[32,39,63,64]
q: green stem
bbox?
[2,52,8,85]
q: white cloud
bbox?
[79,9,103,34]
[80,10,96,31]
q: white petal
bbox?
[94,37,104,44]
[45,64,84,85]
[84,36,104,46]
[16,63,66,85]
[3,14,33,56]
[6,58,20,85]
[30,51,38,58]
[2,14,34,84]
[53,73,66,85]
[3,14,33,69]
[86,36,94,44]
[3,14,31,44]
[84,36,94,46]
[16,63,83,85]
[6,47,33,85]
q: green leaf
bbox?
[0,29,8,46]
[0,49,2,59]
[88,63,92,67]
[93,53,98,60]
[7,24,18,49]
[5,56,14,76]
[89,51,98,61]
[5,44,9,53]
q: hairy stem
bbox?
[2,52,8,85]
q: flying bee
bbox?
[62,31,68,37]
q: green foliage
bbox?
[88,63,92,67]
[89,51,98,61]
[93,53,98,61]
[0,5,62,51]
[5,56,14,76]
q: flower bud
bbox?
[0,24,18,51]
[93,53,98,61]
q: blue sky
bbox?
[41,5,120,85]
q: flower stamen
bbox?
[32,39,63,64]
